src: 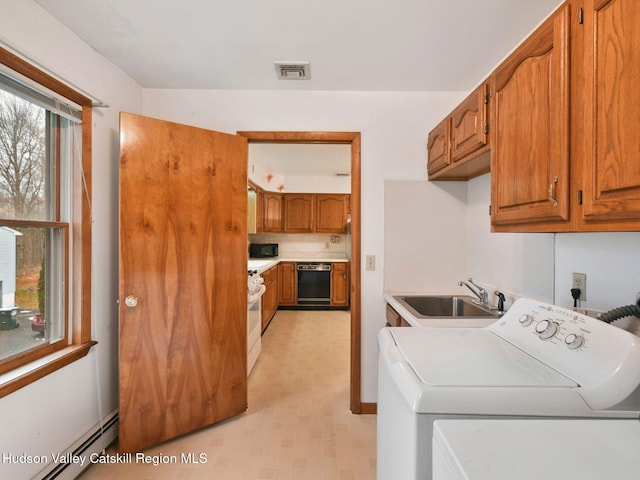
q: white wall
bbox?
[466,174,640,334]
[467,175,555,306]
[554,233,640,334]
[143,88,464,401]
[283,174,351,193]
[0,1,142,478]
[384,180,468,294]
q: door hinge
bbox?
[489,205,492,216]
[578,189,583,205]
[578,7,584,24]
[484,124,489,134]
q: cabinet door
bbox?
[263,192,282,232]
[278,262,297,305]
[283,194,314,233]
[427,117,451,176]
[316,194,348,233]
[385,304,401,327]
[330,262,349,306]
[261,266,278,332]
[581,0,640,223]
[451,84,489,163]
[491,4,570,227]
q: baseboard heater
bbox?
[33,410,119,480]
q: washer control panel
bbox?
[515,306,591,349]
[488,298,640,392]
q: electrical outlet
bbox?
[366,255,376,271]
[572,272,586,301]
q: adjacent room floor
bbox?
[80,309,376,479]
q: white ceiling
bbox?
[34,0,562,92]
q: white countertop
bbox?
[384,291,499,328]
[249,256,349,274]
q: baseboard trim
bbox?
[359,402,377,414]
[33,410,118,480]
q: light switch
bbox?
[366,255,376,271]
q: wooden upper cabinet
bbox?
[451,84,490,164]
[427,117,450,176]
[263,192,283,232]
[490,3,570,228]
[428,84,491,180]
[316,194,349,233]
[580,0,640,226]
[283,194,315,233]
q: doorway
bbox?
[237,131,365,413]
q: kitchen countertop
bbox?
[384,291,499,328]
[249,256,349,274]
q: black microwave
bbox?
[249,243,278,258]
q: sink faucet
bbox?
[458,277,488,306]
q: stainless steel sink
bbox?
[393,295,500,318]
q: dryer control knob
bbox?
[535,319,559,340]
[519,314,534,327]
[565,333,585,350]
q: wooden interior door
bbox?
[118,112,248,453]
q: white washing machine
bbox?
[377,298,640,480]
[433,419,640,480]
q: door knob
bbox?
[124,295,139,308]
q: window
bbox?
[0,47,93,397]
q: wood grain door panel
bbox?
[427,117,451,176]
[582,0,640,222]
[278,262,297,305]
[316,194,348,233]
[119,113,248,453]
[262,192,283,232]
[283,194,314,233]
[451,84,488,162]
[491,4,570,226]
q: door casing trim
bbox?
[237,131,364,413]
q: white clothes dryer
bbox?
[433,419,640,480]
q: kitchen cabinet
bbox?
[428,84,491,180]
[262,192,283,233]
[316,194,349,233]
[385,304,410,327]
[578,0,640,228]
[283,194,315,233]
[278,261,297,306]
[490,0,640,232]
[427,117,450,176]
[330,262,350,307]
[248,182,263,234]
[261,265,278,332]
[490,3,570,229]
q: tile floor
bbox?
[80,309,377,479]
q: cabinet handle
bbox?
[548,176,559,207]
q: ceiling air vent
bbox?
[274,61,310,80]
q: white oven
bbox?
[377,297,640,480]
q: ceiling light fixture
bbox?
[274,61,310,80]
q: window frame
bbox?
[0,46,94,398]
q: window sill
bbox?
[0,341,97,399]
